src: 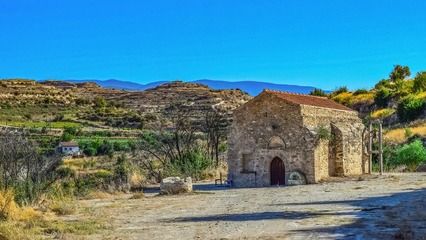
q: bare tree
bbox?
[0,130,61,201]
[135,102,199,181]
[203,108,228,166]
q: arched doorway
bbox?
[270,157,285,185]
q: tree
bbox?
[135,102,220,181]
[397,95,425,122]
[203,108,228,166]
[389,65,410,82]
[0,130,61,203]
[393,140,426,170]
[136,103,199,181]
[374,87,392,108]
[413,71,426,92]
[330,86,348,97]
[309,88,327,97]
[93,96,107,109]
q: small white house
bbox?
[59,141,81,156]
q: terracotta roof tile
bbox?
[264,90,354,111]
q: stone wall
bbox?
[301,105,366,179]
[228,93,366,187]
[228,93,317,187]
[314,139,330,181]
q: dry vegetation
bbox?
[0,189,107,240]
[385,122,426,143]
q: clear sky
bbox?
[1,0,426,90]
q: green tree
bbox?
[331,86,348,97]
[63,126,79,135]
[389,65,410,82]
[83,147,97,156]
[309,88,328,97]
[413,71,426,92]
[397,95,426,122]
[61,132,73,141]
[374,87,392,108]
[114,155,130,184]
[393,140,426,170]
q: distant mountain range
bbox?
[65,79,323,96]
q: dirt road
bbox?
[73,173,426,240]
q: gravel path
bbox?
[77,173,426,240]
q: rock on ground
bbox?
[160,177,192,194]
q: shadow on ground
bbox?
[143,183,230,194]
[161,210,352,222]
[162,188,426,239]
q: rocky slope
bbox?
[0,79,251,129]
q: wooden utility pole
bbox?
[367,120,383,175]
[368,122,373,174]
[378,121,383,175]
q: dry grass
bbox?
[385,123,426,143]
[371,108,396,119]
[63,157,96,171]
[84,191,115,200]
[332,92,374,106]
[129,171,145,190]
[49,199,77,215]
[0,189,106,239]
[129,192,144,199]
[332,92,353,105]
[350,92,374,105]
[0,189,40,221]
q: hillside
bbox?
[0,79,251,130]
[322,66,426,145]
[64,79,320,95]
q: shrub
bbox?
[404,128,413,138]
[397,95,425,122]
[0,189,38,221]
[56,166,77,179]
[0,189,18,220]
[61,132,73,142]
[83,147,97,156]
[370,108,395,119]
[95,169,113,179]
[93,96,107,109]
[113,155,130,184]
[164,148,213,180]
[374,87,392,108]
[316,125,331,140]
[63,126,79,136]
[353,89,369,95]
[49,200,77,215]
[98,140,115,157]
[75,97,91,105]
[393,140,426,170]
[332,92,352,105]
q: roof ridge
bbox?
[263,89,328,99]
[262,89,354,112]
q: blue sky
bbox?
[1,0,425,90]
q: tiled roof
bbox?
[59,141,79,147]
[264,90,354,111]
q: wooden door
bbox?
[270,157,285,185]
